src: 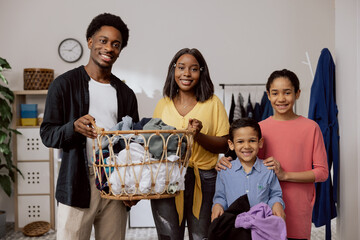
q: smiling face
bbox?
[87,25,122,69]
[267,76,300,120]
[174,54,200,93]
[228,126,263,165]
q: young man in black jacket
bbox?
[40,13,139,240]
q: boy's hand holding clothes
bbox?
[211,203,224,222]
[271,202,286,221]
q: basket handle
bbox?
[89,118,104,134]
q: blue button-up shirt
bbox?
[213,157,284,210]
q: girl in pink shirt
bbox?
[217,69,328,240]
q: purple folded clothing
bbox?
[235,202,287,240]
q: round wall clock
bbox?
[58,38,83,63]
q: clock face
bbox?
[58,38,83,63]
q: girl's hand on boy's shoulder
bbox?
[263,157,286,180]
[211,204,224,222]
[272,202,286,221]
[215,156,233,171]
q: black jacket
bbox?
[40,66,139,208]
[208,194,251,240]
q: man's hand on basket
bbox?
[215,156,233,171]
[123,200,139,208]
[74,114,97,139]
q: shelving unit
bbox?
[12,90,55,230]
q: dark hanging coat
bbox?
[260,91,273,121]
[308,48,339,240]
[229,93,236,124]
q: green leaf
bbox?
[0,57,16,197]
[8,168,15,182]
[0,74,8,85]
[0,175,12,197]
[0,58,11,69]
[0,85,14,102]
[0,131,7,143]
[10,163,23,179]
[0,98,12,123]
[0,143,10,154]
[9,128,21,135]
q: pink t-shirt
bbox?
[259,116,328,239]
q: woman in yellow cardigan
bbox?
[151,48,229,240]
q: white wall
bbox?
[335,0,360,239]
[0,0,335,222]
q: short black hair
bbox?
[266,69,300,93]
[163,48,214,102]
[86,13,129,49]
[229,118,262,142]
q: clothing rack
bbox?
[219,83,297,113]
[219,83,266,105]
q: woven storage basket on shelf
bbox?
[91,120,193,201]
[23,68,54,90]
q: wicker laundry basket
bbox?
[91,120,193,201]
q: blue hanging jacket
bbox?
[308,48,339,240]
[260,91,273,120]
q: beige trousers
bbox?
[56,167,127,240]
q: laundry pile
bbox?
[93,117,190,196]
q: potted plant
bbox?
[0,57,22,237]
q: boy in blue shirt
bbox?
[211,118,285,221]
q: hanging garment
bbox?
[226,93,236,159]
[260,91,273,120]
[253,103,261,122]
[246,94,254,119]
[229,93,236,124]
[233,92,246,120]
[308,48,339,240]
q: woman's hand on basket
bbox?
[215,156,233,171]
[74,114,97,139]
[187,118,203,138]
[123,200,139,208]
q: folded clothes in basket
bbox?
[94,150,111,192]
[109,142,151,194]
[94,117,187,195]
[143,118,186,159]
[100,116,133,153]
[108,142,185,195]
[98,117,152,154]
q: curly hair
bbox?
[163,48,214,102]
[86,13,129,49]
